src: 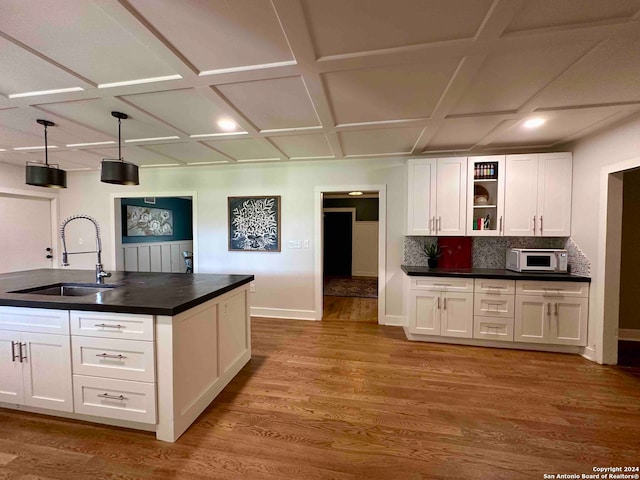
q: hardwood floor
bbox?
[1,318,640,479]
[323,295,378,323]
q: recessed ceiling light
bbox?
[8,87,84,99]
[189,132,248,138]
[217,119,237,131]
[523,118,546,129]
[348,191,364,196]
[98,75,182,89]
[125,136,180,143]
[66,141,116,148]
[14,145,59,151]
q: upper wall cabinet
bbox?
[407,157,467,236]
[467,156,505,236]
[503,153,572,237]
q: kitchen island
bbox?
[0,269,253,442]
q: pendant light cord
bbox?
[118,117,122,162]
[44,123,49,166]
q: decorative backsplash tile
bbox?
[404,236,590,276]
[564,238,590,277]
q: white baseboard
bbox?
[383,315,406,326]
[581,345,597,362]
[352,271,378,278]
[619,328,640,341]
[251,307,318,321]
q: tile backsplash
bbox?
[404,236,591,276]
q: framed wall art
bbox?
[228,196,281,252]
[126,205,174,236]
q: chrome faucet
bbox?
[60,214,111,284]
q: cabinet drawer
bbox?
[0,307,69,334]
[474,279,515,295]
[73,375,156,424]
[410,277,473,293]
[473,316,514,342]
[71,311,154,341]
[515,281,589,298]
[474,293,515,318]
[72,337,155,382]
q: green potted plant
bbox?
[422,242,442,268]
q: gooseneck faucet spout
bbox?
[59,214,112,284]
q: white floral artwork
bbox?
[126,205,173,236]
[228,196,281,251]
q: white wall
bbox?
[353,221,378,277]
[57,158,407,322]
[570,111,640,362]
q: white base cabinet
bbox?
[0,308,73,413]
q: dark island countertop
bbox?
[0,269,254,315]
[401,265,591,283]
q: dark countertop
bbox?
[0,269,254,315]
[401,265,591,283]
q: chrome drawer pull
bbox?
[98,393,127,401]
[11,341,18,362]
[19,342,27,362]
[94,323,124,329]
[96,353,127,360]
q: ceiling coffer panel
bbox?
[87,145,183,166]
[0,0,177,85]
[203,138,281,160]
[216,77,320,131]
[323,60,461,125]
[339,127,424,156]
[120,88,236,135]
[126,0,294,72]
[426,117,503,151]
[143,142,230,164]
[36,99,180,140]
[302,0,494,57]
[269,134,333,158]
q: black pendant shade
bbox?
[26,119,67,189]
[100,111,139,185]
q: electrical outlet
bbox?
[249,283,256,293]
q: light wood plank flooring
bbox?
[1,318,640,479]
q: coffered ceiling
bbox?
[0,0,639,171]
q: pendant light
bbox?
[100,111,139,185]
[25,119,67,189]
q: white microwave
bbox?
[506,248,568,273]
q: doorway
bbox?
[321,192,380,323]
[0,190,58,273]
[110,192,198,273]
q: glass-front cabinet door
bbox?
[466,155,505,236]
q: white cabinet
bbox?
[407,157,467,236]
[0,321,73,412]
[473,279,515,342]
[407,278,473,337]
[467,156,506,236]
[514,281,588,346]
[504,152,572,237]
[71,311,157,424]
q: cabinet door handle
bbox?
[97,393,127,401]
[94,323,124,329]
[499,216,503,233]
[443,297,447,310]
[533,216,536,235]
[96,353,127,360]
[546,302,550,316]
[432,216,436,233]
[554,302,558,316]
[540,216,543,234]
[438,217,442,232]
[437,297,440,309]
[429,217,433,232]
[19,342,27,362]
[10,341,19,362]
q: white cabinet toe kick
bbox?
[0,283,251,442]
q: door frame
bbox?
[314,185,386,324]
[0,186,59,269]
[322,207,356,277]
[109,191,198,273]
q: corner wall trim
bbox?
[581,345,597,362]
[619,329,640,341]
[250,307,318,321]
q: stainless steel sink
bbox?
[10,283,118,297]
